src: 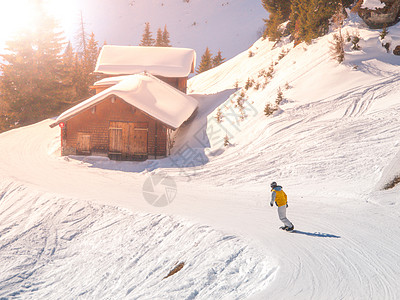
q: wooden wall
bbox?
[155,76,188,93]
[91,76,188,94]
[62,96,168,160]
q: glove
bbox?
[270,203,273,207]
[286,204,288,208]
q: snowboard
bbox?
[279,226,295,232]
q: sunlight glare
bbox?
[0,0,36,44]
[0,0,79,47]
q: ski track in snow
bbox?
[0,181,275,299]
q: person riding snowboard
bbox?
[270,182,294,231]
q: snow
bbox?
[1,12,400,299]
[0,180,274,299]
[94,45,196,78]
[52,73,198,130]
[361,0,386,9]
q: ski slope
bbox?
[1,13,400,299]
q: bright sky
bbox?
[0,0,79,48]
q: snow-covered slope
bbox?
[66,0,265,64]
[1,12,400,299]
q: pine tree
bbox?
[0,3,67,127]
[84,33,100,87]
[213,50,225,67]
[264,103,277,116]
[262,0,292,40]
[290,0,342,44]
[380,25,389,40]
[196,47,213,74]
[60,41,77,104]
[264,7,285,40]
[330,2,345,63]
[215,108,223,123]
[76,11,89,58]
[276,88,283,105]
[224,134,230,147]
[162,25,171,47]
[140,22,155,46]
[155,28,163,46]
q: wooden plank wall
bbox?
[91,76,188,95]
[62,96,167,159]
[156,76,188,93]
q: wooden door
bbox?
[109,122,123,154]
[77,133,91,153]
[131,128,148,154]
[109,121,148,157]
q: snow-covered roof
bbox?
[94,45,196,78]
[51,73,198,130]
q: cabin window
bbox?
[91,106,96,114]
[111,96,116,103]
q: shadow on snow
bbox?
[291,230,341,238]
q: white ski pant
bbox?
[278,205,293,227]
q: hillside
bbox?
[66,0,265,65]
[0,11,400,299]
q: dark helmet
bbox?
[270,181,277,188]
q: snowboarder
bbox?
[270,182,294,231]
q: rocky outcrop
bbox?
[358,0,400,29]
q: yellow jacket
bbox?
[271,187,287,207]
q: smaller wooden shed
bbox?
[50,74,198,160]
[93,45,196,93]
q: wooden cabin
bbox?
[92,45,196,94]
[50,73,198,161]
[50,46,197,161]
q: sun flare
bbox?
[0,0,36,42]
[0,0,78,47]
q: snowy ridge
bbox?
[0,180,275,299]
[62,0,265,66]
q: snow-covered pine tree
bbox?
[140,22,155,46]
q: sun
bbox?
[0,0,36,44]
[0,0,79,48]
